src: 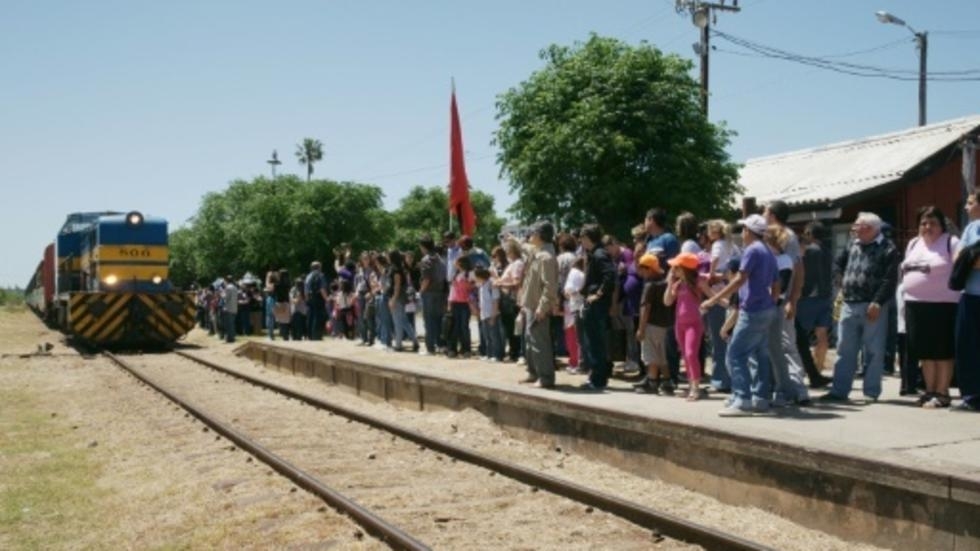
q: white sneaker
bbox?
[373,343,386,351]
[623,361,640,374]
[718,405,754,417]
[516,357,527,365]
[489,358,499,363]
[418,349,430,356]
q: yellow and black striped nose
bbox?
[68,292,196,345]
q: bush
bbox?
[0,288,26,309]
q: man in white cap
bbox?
[700,214,779,416]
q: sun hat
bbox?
[667,252,700,271]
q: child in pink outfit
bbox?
[664,252,715,401]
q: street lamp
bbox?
[267,149,282,179]
[876,10,928,126]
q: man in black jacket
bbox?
[819,213,899,404]
[580,224,618,391]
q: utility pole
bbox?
[676,0,741,118]
[876,11,928,126]
[917,31,928,127]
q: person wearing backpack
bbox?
[901,206,960,409]
[954,191,980,412]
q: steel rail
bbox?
[177,349,774,551]
[103,351,430,551]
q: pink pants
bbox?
[675,320,704,382]
[565,325,579,368]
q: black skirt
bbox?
[906,301,958,360]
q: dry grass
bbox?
[0,310,384,550]
[0,388,107,550]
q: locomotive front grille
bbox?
[68,292,196,345]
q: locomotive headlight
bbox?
[152,275,163,285]
[126,211,144,227]
[104,274,119,286]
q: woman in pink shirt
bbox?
[901,206,960,408]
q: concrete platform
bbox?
[231,335,980,550]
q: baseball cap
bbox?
[738,214,768,236]
[638,253,662,274]
[667,252,700,271]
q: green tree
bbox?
[494,34,741,238]
[173,175,389,282]
[295,138,324,182]
[389,186,505,252]
[167,226,197,288]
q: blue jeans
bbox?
[448,302,471,355]
[391,298,417,349]
[421,292,447,353]
[481,317,504,360]
[727,307,777,410]
[223,311,237,342]
[376,294,393,347]
[706,305,730,390]
[832,302,887,399]
[584,303,610,388]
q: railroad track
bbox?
[104,349,772,551]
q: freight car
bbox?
[26,211,196,346]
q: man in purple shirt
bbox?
[701,214,779,416]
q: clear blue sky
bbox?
[3,0,979,286]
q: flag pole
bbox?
[448,76,455,234]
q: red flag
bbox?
[448,84,477,237]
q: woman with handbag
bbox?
[901,206,959,408]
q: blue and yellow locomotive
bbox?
[28,211,196,346]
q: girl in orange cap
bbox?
[664,252,715,401]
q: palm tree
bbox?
[295,138,324,182]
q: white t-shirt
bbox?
[710,239,735,268]
[563,268,585,328]
[710,239,736,291]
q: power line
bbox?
[712,30,980,81]
[932,29,980,36]
[817,37,910,59]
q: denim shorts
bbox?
[796,296,833,332]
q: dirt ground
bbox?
[183,329,888,551]
[0,308,384,550]
[0,308,888,550]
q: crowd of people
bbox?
[193,191,980,416]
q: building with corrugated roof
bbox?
[737,115,980,254]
